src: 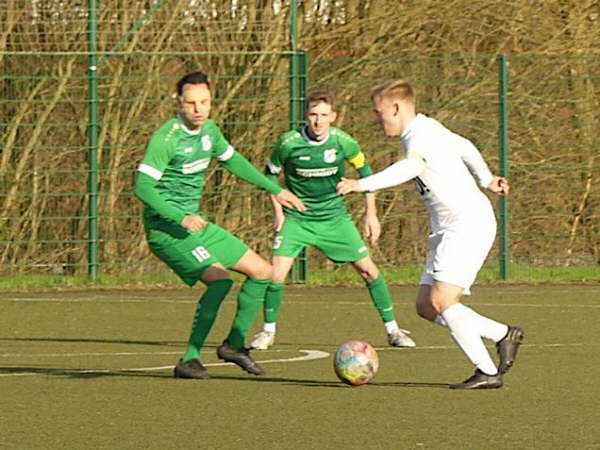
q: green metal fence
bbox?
[1,1,598,282]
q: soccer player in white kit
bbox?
[337,80,524,389]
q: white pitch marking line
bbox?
[0,349,330,377]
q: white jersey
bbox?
[403,114,495,231]
[360,113,496,233]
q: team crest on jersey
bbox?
[201,135,212,151]
[324,149,337,163]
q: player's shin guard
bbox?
[183,278,234,361]
[366,273,396,323]
[264,282,284,324]
[226,278,270,350]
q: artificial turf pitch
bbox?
[1,285,599,449]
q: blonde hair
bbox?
[371,80,416,105]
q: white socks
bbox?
[263,322,276,333]
[384,320,400,334]
[441,303,505,376]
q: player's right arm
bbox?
[338,151,426,194]
[135,133,201,229]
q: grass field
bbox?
[1,284,600,449]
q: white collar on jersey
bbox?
[301,125,329,146]
[401,113,427,139]
[177,114,203,135]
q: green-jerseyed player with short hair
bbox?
[250,90,416,350]
[135,71,305,379]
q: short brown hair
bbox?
[176,71,210,95]
[306,90,336,111]
[371,80,416,105]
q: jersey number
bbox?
[273,236,283,249]
[414,176,430,196]
[192,246,211,263]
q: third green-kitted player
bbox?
[250,90,416,350]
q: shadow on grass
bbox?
[0,367,450,388]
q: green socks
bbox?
[366,273,396,323]
[226,278,271,350]
[182,279,233,362]
[264,282,285,324]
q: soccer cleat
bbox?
[387,328,416,348]
[217,341,266,376]
[496,326,524,374]
[250,331,276,350]
[173,358,209,380]
[450,369,503,390]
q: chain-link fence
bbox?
[1,1,598,280]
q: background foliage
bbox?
[0,0,598,276]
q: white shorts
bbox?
[419,219,496,295]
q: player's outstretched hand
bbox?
[275,189,306,212]
[181,214,208,232]
[363,214,381,246]
[336,177,362,195]
[487,176,509,196]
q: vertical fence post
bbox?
[87,0,99,279]
[290,50,309,283]
[498,55,509,280]
[288,0,308,283]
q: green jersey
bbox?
[267,126,371,220]
[138,117,234,221]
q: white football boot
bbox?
[387,328,416,348]
[250,331,276,350]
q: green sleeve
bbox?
[264,138,285,186]
[339,132,373,178]
[221,151,283,195]
[357,163,373,178]
[208,121,234,158]
[134,172,187,224]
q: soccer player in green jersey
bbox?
[135,71,305,379]
[250,90,416,350]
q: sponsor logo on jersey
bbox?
[184,147,193,154]
[182,158,210,174]
[296,167,338,177]
[324,149,337,163]
[202,135,212,151]
[299,156,311,161]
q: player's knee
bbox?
[415,302,429,320]
[415,299,438,321]
[271,269,287,284]
[254,261,273,280]
[358,266,379,283]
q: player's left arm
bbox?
[457,137,509,195]
[212,127,305,211]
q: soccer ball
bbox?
[333,340,379,386]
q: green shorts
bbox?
[145,220,249,286]
[273,214,368,263]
